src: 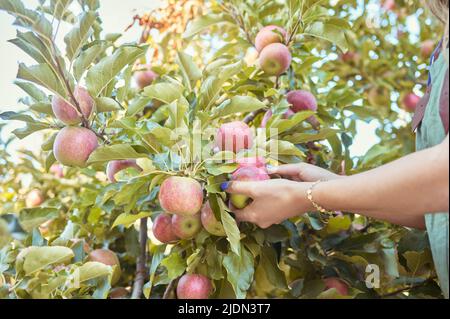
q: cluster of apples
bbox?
[51,86,99,168]
[256,26,292,76]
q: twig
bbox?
[163,278,178,299]
[380,276,438,298]
[131,217,148,299]
[244,108,267,124]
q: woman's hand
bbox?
[223,179,314,229]
[267,163,344,182]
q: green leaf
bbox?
[112,212,151,229]
[49,0,74,21]
[87,144,148,164]
[183,14,235,39]
[176,52,201,91]
[212,96,266,119]
[304,20,348,52]
[18,207,59,232]
[143,246,165,299]
[86,45,147,97]
[199,60,243,110]
[74,261,113,283]
[326,215,352,234]
[161,253,186,280]
[73,42,108,81]
[223,245,254,299]
[14,80,47,102]
[260,246,288,289]
[95,97,122,113]
[142,82,184,104]
[218,201,241,255]
[286,128,341,144]
[268,111,315,136]
[64,11,97,61]
[17,63,66,98]
[267,140,304,158]
[21,246,74,275]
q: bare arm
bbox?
[224,135,449,229]
[314,135,449,228]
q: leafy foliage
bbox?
[0,0,444,299]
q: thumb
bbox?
[221,181,255,196]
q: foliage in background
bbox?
[0,0,445,299]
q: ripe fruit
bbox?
[152,213,179,244]
[323,277,349,296]
[106,160,142,183]
[134,65,158,89]
[176,274,213,299]
[421,40,435,58]
[159,177,204,216]
[261,109,295,128]
[230,166,270,209]
[171,214,202,239]
[25,189,44,207]
[287,90,318,113]
[200,202,226,236]
[255,25,287,53]
[235,156,267,169]
[382,0,395,11]
[50,164,64,178]
[88,249,121,285]
[341,51,361,64]
[402,93,421,112]
[51,86,94,125]
[53,127,98,168]
[259,43,292,76]
[215,121,254,153]
[109,287,129,299]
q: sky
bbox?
[0,0,379,158]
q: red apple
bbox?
[50,164,64,178]
[134,65,158,89]
[88,249,121,285]
[200,202,226,236]
[421,40,435,58]
[287,90,318,113]
[215,121,254,153]
[51,86,94,125]
[171,214,202,239]
[382,0,395,11]
[323,277,349,296]
[152,213,179,244]
[109,287,129,299]
[255,25,287,53]
[259,43,292,76]
[53,126,98,168]
[235,156,267,169]
[402,93,421,112]
[176,274,213,299]
[158,177,204,216]
[25,189,44,208]
[341,51,361,64]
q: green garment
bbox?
[415,49,449,299]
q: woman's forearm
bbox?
[313,136,449,229]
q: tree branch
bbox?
[162,278,178,299]
[131,217,148,299]
[243,108,267,124]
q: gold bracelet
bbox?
[306,180,334,214]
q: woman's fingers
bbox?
[221,181,255,197]
[267,164,302,177]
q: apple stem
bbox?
[131,217,148,299]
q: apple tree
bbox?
[0,0,445,299]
